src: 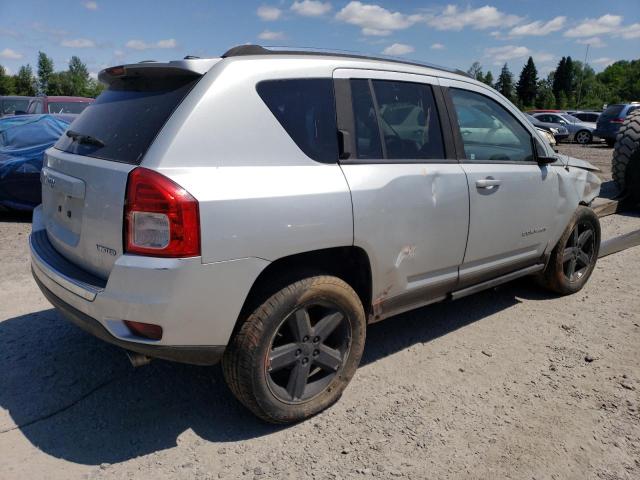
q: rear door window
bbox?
[55,75,200,164]
[350,79,383,159]
[256,78,338,163]
[372,80,445,160]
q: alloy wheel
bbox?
[576,131,591,144]
[265,303,351,404]
[562,222,596,282]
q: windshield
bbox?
[54,74,199,164]
[1,99,30,115]
[47,102,91,114]
[561,114,581,123]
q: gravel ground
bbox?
[1,145,639,479]
[557,143,614,182]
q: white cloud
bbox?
[430,43,445,50]
[592,57,614,67]
[89,71,98,79]
[426,5,521,31]
[509,16,565,36]
[620,23,640,39]
[258,30,286,40]
[576,36,606,48]
[0,48,23,60]
[125,38,177,50]
[564,14,622,37]
[336,1,422,36]
[484,45,531,63]
[382,43,414,56]
[291,1,332,17]
[61,38,96,48]
[82,1,98,10]
[257,5,282,21]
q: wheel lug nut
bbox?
[313,336,320,343]
[303,336,310,342]
[295,349,302,356]
[302,358,309,364]
[313,349,319,356]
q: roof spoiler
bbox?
[98,58,220,85]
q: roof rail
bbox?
[221,44,469,77]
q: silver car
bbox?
[30,45,602,423]
[531,112,597,144]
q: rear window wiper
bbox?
[66,129,105,147]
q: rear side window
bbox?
[257,79,338,163]
[55,75,199,164]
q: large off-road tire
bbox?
[222,275,366,424]
[612,109,640,203]
[538,206,600,295]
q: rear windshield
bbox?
[47,102,91,114]
[1,99,30,115]
[55,75,199,164]
[601,104,624,119]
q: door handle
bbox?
[475,178,502,189]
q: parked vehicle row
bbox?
[0,95,93,117]
[595,102,640,147]
[529,111,597,145]
[29,45,602,423]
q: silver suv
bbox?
[30,45,602,423]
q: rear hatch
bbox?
[597,104,624,132]
[41,60,213,279]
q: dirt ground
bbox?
[1,145,639,480]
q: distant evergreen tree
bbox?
[494,63,514,101]
[483,71,494,87]
[535,78,555,109]
[516,57,538,107]
[14,65,37,96]
[37,51,54,94]
[0,64,14,95]
[68,56,90,96]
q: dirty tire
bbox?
[538,206,600,295]
[575,129,592,145]
[612,109,640,202]
[222,275,366,424]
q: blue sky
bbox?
[1,1,639,79]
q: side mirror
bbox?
[537,155,557,165]
[534,137,557,165]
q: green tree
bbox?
[535,78,555,109]
[47,71,75,96]
[597,60,640,103]
[14,65,37,96]
[0,64,15,95]
[467,61,484,81]
[483,71,494,87]
[37,51,54,94]
[85,77,105,98]
[516,57,538,108]
[494,63,514,101]
[68,56,90,96]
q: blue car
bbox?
[0,114,73,211]
[595,102,640,147]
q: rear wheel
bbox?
[222,275,366,423]
[538,206,600,295]
[575,130,592,145]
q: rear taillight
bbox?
[124,167,200,257]
[611,118,625,124]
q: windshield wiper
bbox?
[66,129,105,147]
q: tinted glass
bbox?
[257,79,338,163]
[350,79,382,159]
[601,104,624,120]
[372,80,444,160]
[450,88,533,162]
[1,99,30,115]
[47,102,91,114]
[55,75,199,164]
[561,114,580,123]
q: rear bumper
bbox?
[29,206,270,364]
[34,272,225,365]
[594,128,618,141]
